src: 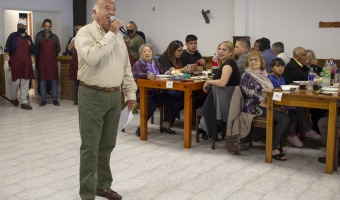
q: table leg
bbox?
[325,100,337,174]
[266,95,274,163]
[139,87,148,141]
[183,91,193,148]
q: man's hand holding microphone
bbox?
[109,16,127,35]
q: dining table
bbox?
[266,88,340,174]
[137,78,205,148]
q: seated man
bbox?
[234,38,250,74]
[258,37,276,73]
[272,41,290,65]
[181,34,206,67]
[282,47,309,84]
[317,116,340,165]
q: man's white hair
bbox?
[93,0,114,12]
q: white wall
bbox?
[0,0,73,53]
[87,0,235,56]
[87,0,340,59]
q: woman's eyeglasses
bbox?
[249,58,260,62]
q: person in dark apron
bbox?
[66,24,83,105]
[35,19,61,107]
[4,19,35,110]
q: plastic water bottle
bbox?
[330,58,335,85]
[335,63,339,83]
[308,67,314,90]
[211,53,218,74]
[322,60,330,88]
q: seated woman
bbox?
[132,44,182,136]
[158,40,186,98]
[158,40,185,71]
[306,49,325,133]
[268,58,320,148]
[306,49,322,76]
[198,41,241,140]
[240,51,290,161]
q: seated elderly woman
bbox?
[132,44,183,136]
[240,50,292,161]
[198,41,241,140]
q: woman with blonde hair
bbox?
[198,41,241,140]
[240,50,291,161]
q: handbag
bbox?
[225,134,241,154]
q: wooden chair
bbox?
[248,117,267,148]
[195,108,226,150]
[151,105,164,131]
[248,116,287,153]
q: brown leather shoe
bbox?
[96,188,122,200]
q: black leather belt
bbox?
[80,81,119,92]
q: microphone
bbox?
[109,16,127,35]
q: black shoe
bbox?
[318,156,326,163]
[39,100,46,107]
[160,126,176,134]
[21,104,32,110]
[318,156,340,165]
[53,100,60,106]
[135,126,140,137]
[73,100,78,106]
[11,99,19,106]
[201,130,209,140]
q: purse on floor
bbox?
[225,134,241,154]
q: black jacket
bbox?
[283,58,309,84]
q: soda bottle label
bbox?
[323,70,330,78]
[212,60,218,67]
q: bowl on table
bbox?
[183,73,191,78]
[170,74,185,81]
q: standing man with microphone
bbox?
[75,0,137,200]
[4,19,35,110]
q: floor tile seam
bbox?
[228,188,265,198]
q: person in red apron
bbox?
[123,21,145,67]
[35,19,61,107]
[66,24,83,105]
[4,19,35,110]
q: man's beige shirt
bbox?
[75,21,136,101]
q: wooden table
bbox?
[266,89,340,173]
[137,79,205,148]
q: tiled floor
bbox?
[0,91,339,200]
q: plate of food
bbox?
[156,74,170,78]
[293,81,307,84]
[321,87,338,92]
[190,76,208,80]
[156,74,170,80]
